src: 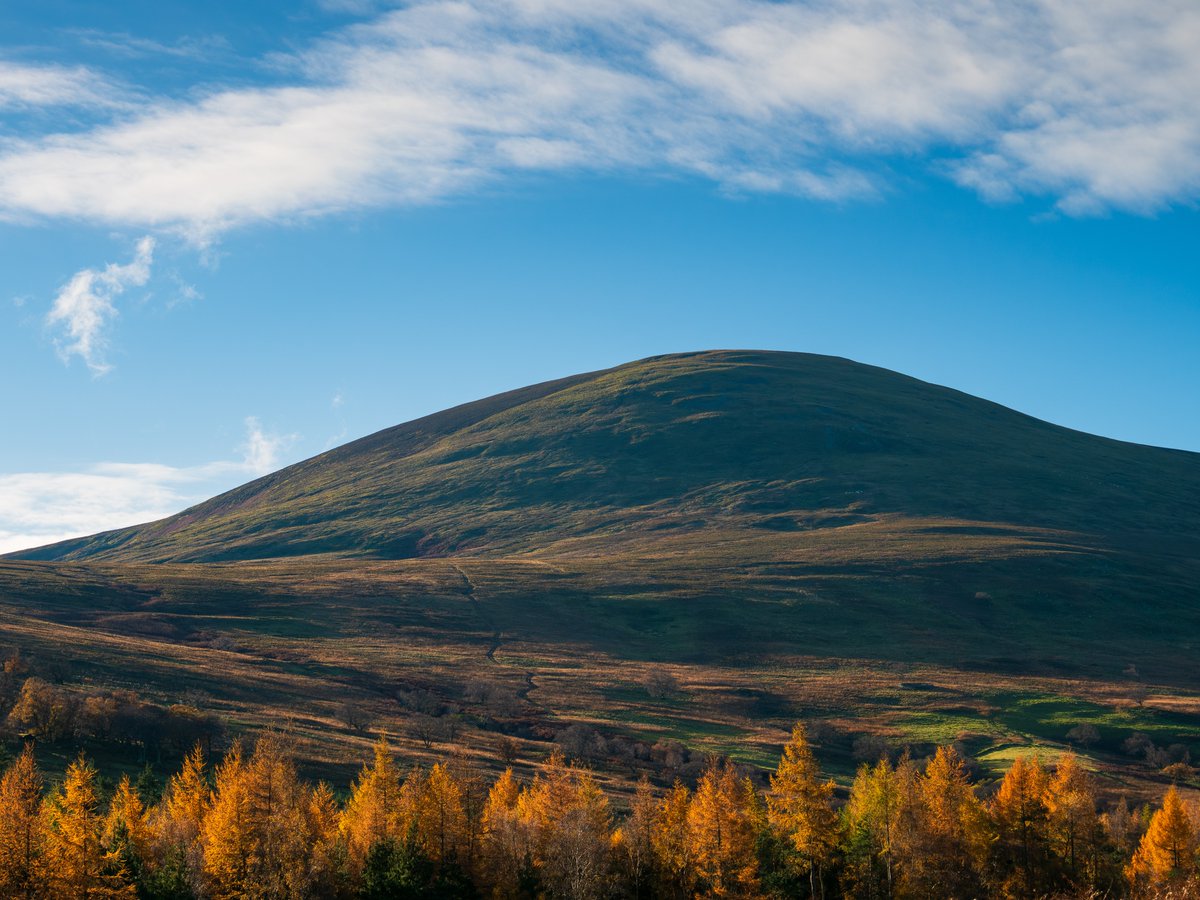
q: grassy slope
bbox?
[2,350,1199,790]
[14,350,1199,566]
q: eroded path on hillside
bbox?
[451,563,539,706]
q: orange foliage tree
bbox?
[0,745,48,899]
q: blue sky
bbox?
[1,0,1197,552]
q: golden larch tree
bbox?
[154,742,210,870]
[202,735,314,899]
[540,767,613,900]
[480,767,528,899]
[449,748,488,878]
[688,757,761,897]
[990,754,1051,899]
[339,736,405,873]
[0,745,48,899]
[615,775,657,898]
[843,758,900,899]
[199,740,252,898]
[42,755,134,898]
[306,781,346,895]
[767,723,838,897]
[652,780,693,900]
[416,761,468,865]
[103,775,153,888]
[1128,785,1198,888]
[1045,754,1102,888]
[900,745,991,899]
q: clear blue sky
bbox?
[1,0,1197,551]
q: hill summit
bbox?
[11,350,1200,565]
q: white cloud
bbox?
[240,416,293,475]
[0,59,114,110]
[45,236,154,375]
[0,418,294,555]
[0,0,1196,235]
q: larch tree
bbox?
[306,781,347,895]
[416,761,468,866]
[902,746,990,899]
[199,740,252,899]
[480,767,528,899]
[688,757,761,898]
[767,723,839,898]
[103,775,154,891]
[652,781,693,900]
[843,758,900,899]
[243,734,313,898]
[540,767,613,900]
[449,748,488,878]
[1045,754,1103,889]
[339,737,404,873]
[1103,795,1139,857]
[151,742,211,898]
[615,775,657,899]
[0,745,48,899]
[42,755,134,898]
[1128,785,1198,888]
[990,754,1051,899]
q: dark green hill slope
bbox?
[11,350,1200,565]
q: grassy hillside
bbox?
[13,350,1200,566]
[2,350,1198,792]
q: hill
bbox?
[2,350,1199,791]
[11,350,1200,565]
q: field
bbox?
[2,544,1197,802]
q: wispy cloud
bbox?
[0,58,115,110]
[45,236,154,375]
[0,0,1196,238]
[0,417,294,555]
[240,416,293,475]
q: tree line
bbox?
[1,650,224,760]
[0,723,1196,899]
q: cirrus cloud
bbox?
[0,0,1196,242]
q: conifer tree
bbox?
[1045,754,1103,889]
[652,780,693,899]
[340,737,404,873]
[541,767,613,900]
[202,735,314,899]
[416,761,468,865]
[480,766,527,899]
[616,775,657,899]
[449,748,488,878]
[689,757,761,897]
[767,724,838,897]
[990,755,1051,899]
[43,755,135,898]
[903,745,990,899]
[0,745,48,899]
[199,740,250,898]
[843,758,899,899]
[151,742,209,898]
[103,775,154,892]
[1103,795,1139,857]
[306,780,348,896]
[1128,785,1197,887]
